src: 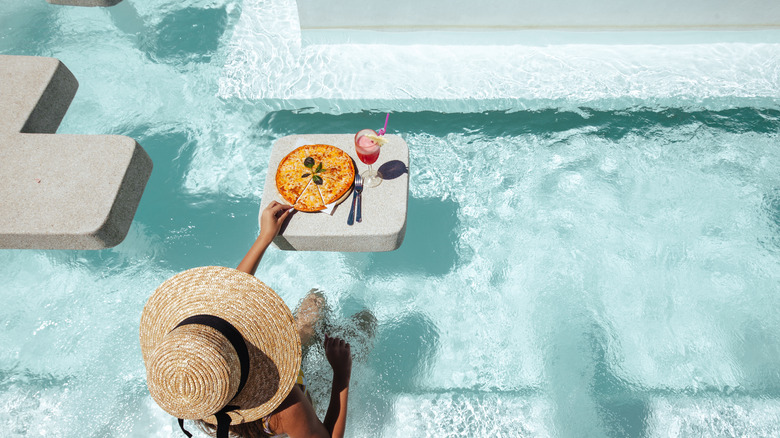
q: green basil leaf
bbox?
[315,162,323,173]
[304,157,314,168]
[312,175,323,185]
[301,173,310,178]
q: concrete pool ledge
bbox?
[296,0,780,33]
[0,55,152,249]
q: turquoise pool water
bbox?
[3,0,780,437]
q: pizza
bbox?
[275,144,355,212]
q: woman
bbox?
[140,201,351,438]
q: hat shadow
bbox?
[232,342,281,411]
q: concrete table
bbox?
[260,134,409,252]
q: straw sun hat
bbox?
[140,266,301,434]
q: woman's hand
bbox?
[259,201,293,245]
[324,335,352,385]
[322,335,351,438]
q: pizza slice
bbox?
[275,151,311,205]
[318,152,354,204]
[293,178,326,212]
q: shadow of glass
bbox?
[377,160,407,180]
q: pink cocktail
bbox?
[355,128,383,188]
[356,134,380,164]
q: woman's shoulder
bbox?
[269,386,328,438]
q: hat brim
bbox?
[140,266,301,424]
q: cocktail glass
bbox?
[355,128,383,188]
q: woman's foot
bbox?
[351,309,377,340]
[295,289,327,349]
[338,309,377,363]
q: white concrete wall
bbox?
[296,0,780,31]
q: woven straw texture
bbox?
[140,266,301,424]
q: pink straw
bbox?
[377,113,390,136]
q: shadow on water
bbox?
[760,188,780,254]
[589,331,650,438]
[257,108,780,142]
[370,312,439,391]
[360,312,439,435]
[731,317,780,396]
[344,196,460,277]
[131,126,266,270]
[138,6,229,64]
[0,4,58,56]
[537,276,650,438]
[546,321,651,438]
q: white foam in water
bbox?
[0,224,177,437]
[382,393,554,438]
[646,396,780,437]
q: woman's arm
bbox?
[237,201,293,275]
[271,336,352,438]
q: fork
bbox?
[355,174,364,223]
[347,174,363,225]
